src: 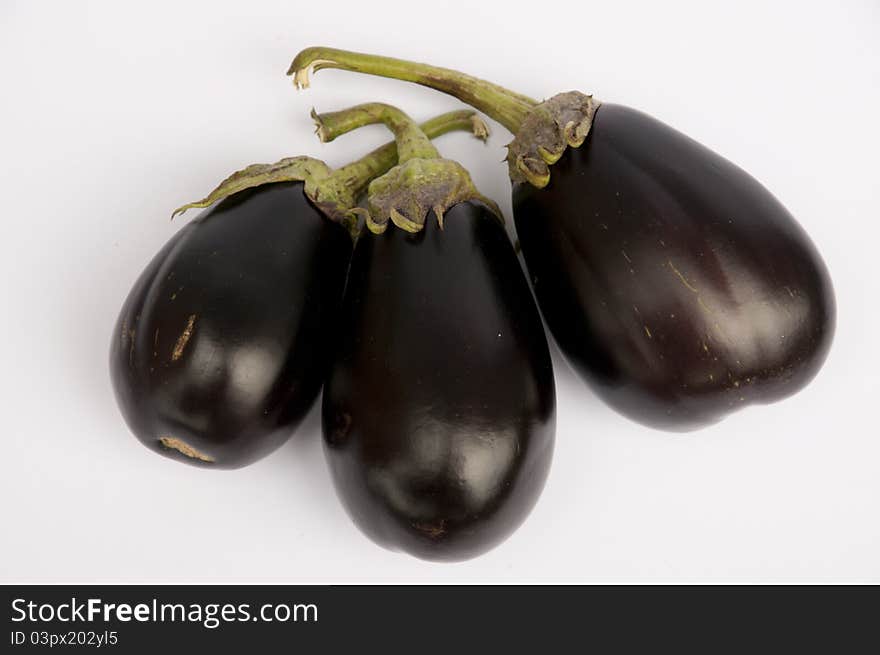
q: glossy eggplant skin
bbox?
[111,182,353,468]
[322,202,555,561]
[514,103,835,431]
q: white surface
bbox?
[1,0,877,583]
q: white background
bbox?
[1,0,877,583]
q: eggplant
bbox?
[513,105,835,429]
[110,110,486,468]
[289,48,836,430]
[111,182,351,468]
[314,103,555,560]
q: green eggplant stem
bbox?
[290,46,536,134]
[316,103,440,165]
[325,108,482,198]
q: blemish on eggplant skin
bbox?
[127,327,136,367]
[668,259,699,293]
[171,314,197,361]
[328,412,352,446]
[158,436,214,463]
[412,519,447,539]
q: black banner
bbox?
[2,586,877,652]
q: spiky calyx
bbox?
[360,158,502,235]
[171,156,360,236]
[506,92,601,188]
[170,109,489,238]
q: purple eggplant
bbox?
[314,103,555,559]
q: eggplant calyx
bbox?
[170,156,360,236]
[365,158,502,234]
[507,92,601,188]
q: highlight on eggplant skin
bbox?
[322,203,556,561]
[110,182,353,468]
[513,104,836,431]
